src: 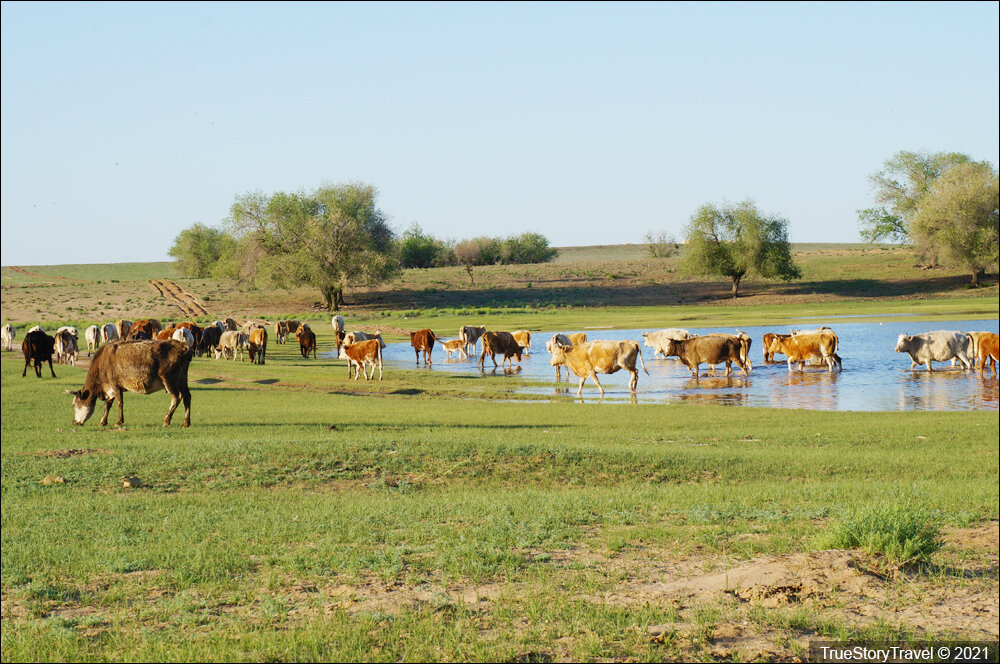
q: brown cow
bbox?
[664,335,749,378]
[410,329,439,365]
[973,332,998,376]
[275,320,301,344]
[767,329,840,372]
[248,327,268,365]
[339,339,383,380]
[225,318,239,331]
[22,329,57,378]
[296,326,317,359]
[174,322,203,347]
[66,339,192,428]
[128,319,158,341]
[156,326,178,341]
[478,331,525,370]
[547,340,649,396]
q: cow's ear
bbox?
[64,389,76,396]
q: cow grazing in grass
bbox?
[641,329,691,358]
[85,325,101,356]
[216,330,246,361]
[410,329,439,365]
[296,326,317,359]
[248,327,268,365]
[2,323,16,351]
[459,325,486,356]
[478,331,525,370]
[66,339,193,428]
[548,340,649,397]
[894,331,972,372]
[340,339,383,380]
[664,335,749,378]
[22,329,57,378]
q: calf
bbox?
[22,329,57,378]
[665,335,749,378]
[339,339,383,380]
[548,340,649,396]
[66,339,193,428]
[459,325,486,355]
[895,331,972,372]
[296,327,317,359]
[478,331,525,370]
[2,323,16,351]
[85,325,101,356]
[972,332,998,376]
[247,327,268,365]
[410,329,439,365]
[442,339,468,359]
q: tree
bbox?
[858,150,972,255]
[398,223,455,268]
[454,237,501,285]
[911,161,999,287]
[224,183,399,310]
[168,223,235,277]
[500,232,559,264]
[644,230,679,258]
[682,199,801,298]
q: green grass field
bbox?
[2,249,998,661]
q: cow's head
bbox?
[549,345,568,366]
[894,334,911,352]
[66,388,97,425]
[338,344,351,360]
[514,346,525,362]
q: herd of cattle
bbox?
[1,317,997,425]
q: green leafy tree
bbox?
[224,183,399,310]
[911,161,999,286]
[858,150,972,255]
[683,199,801,298]
[500,232,559,264]
[644,230,679,258]
[398,223,455,268]
[168,223,235,278]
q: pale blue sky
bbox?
[2,1,997,266]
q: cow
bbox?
[199,325,222,357]
[972,332,998,376]
[339,339,383,380]
[641,328,691,358]
[215,330,247,361]
[65,339,193,428]
[174,322,202,347]
[700,332,753,372]
[225,318,239,331]
[441,339,468,359]
[247,327,267,365]
[894,331,973,372]
[764,327,832,363]
[242,320,268,338]
[156,326,178,341]
[332,315,345,353]
[296,326,317,359]
[85,325,101,356]
[511,330,532,352]
[127,319,159,341]
[459,325,487,355]
[171,327,196,350]
[410,329,439,365]
[664,335,749,378]
[54,329,79,366]
[343,331,386,348]
[115,319,133,340]
[548,340,649,396]
[101,323,119,346]
[546,332,588,381]
[27,325,42,334]
[275,320,300,344]
[478,331,525,370]
[22,329,56,378]
[766,329,840,372]
[2,323,16,351]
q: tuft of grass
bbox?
[819,502,943,566]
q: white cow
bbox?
[172,327,196,349]
[85,325,101,356]
[54,329,79,366]
[895,331,973,371]
[215,330,247,361]
[101,323,119,345]
[1,324,15,351]
[642,328,691,358]
[343,331,386,349]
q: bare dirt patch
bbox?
[33,448,110,459]
[148,279,212,318]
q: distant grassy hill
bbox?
[1,244,996,327]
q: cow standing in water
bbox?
[67,339,193,428]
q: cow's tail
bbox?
[430,330,442,344]
[637,346,650,375]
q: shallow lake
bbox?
[340,320,999,411]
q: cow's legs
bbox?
[925,360,933,372]
[115,389,125,427]
[22,356,29,377]
[99,398,114,426]
[628,369,638,391]
[415,348,420,365]
[724,360,732,377]
[577,376,587,397]
[956,352,972,370]
[591,373,605,397]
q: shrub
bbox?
[819,502,943,566]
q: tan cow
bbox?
[664,335,749,378]
[972,332,998,376]
[459,325,486,355]
[548,340,649,396]
[768,329,841,372]
[115,319,133,340]
[339,339,383,380]
[441,339,468,359]
[247,327,268,365]
[511,330,532,352]
[546,332,588,381]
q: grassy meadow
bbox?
[2,246,999,661]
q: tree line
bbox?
[169,183,558,310]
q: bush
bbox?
[398,224,456,268]
[819,502,943,566]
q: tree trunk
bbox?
[731,276,741,298]
[465,265,475,285]
[971,269,982,287]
